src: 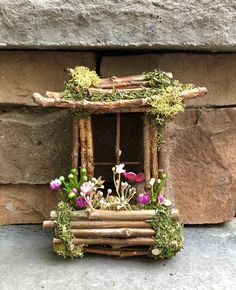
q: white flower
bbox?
[107,189,112,194]
[157,179,161,184]
[149,178,155,186]
[164,199,172,207]
[115,164,125,174]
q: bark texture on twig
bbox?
[79,118,87,169]
[85,116,94,178]
[150,118,158,180]
[143,115,151,188]
[115,113,121,164]
[71,116,79,169]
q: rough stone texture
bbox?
[0,185,58,224]
[0,51,96,105]
[0,1,236,51]
[0,108,72,184]
[162,108,236,224]
[101,53,236,106]
[1,221,236,289]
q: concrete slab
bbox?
[0,220,236,290]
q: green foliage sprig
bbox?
[55,201,84,258]
[150,205,183,259]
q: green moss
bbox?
[150,205,183,259]
[55,201,84,258]
[63,67,193,127]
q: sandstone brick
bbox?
[0,51,96,105]
[162,108,236,224]
[0,108,72,184]
[0,185,58,224]
[101,53,236,106]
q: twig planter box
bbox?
[44,208,179,257]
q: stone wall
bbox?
[0,1,235,51]
[0,51,235,224]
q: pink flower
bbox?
[157,194,165,204]
[123,172,145,183]
[50,179,62,191]
[80,181,94,195]
[137,193,151,205]
[76,196,88,208]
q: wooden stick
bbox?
[150,118,158,180]
[53,237,155,246]
[83,247,151,257]
[143,115,151,188]
[70,228,155,238]
[33,93,150,110]
[179,87,208,101]
[95,81,149,89]
[79,118,87,169]
[85,116,94,179]
[115,113,121,164]
[86,208,179,220]
[43,220,152,229]
[71,116,79,169]
[50,208,179,220]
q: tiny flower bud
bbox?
[149,178,155,186]
[157,179,161,184]
[68,174,74,179]
[107,189,112,194]
[59,176,65,182]
[68,192,76,199]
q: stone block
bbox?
[0,185,58,224]
[0,1,235,51]
[0,51,96,105]
[101,53,236,106]
[162,108,236,223]
[0,108,72,184]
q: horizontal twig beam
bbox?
[53,237,155,246]
[94,162,143,165]
[83,247,151,257]
[33,87,207,111]
[43,220,152,229]
[70,228,155,238]
[50,208,179,221]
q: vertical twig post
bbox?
[71,116,79,169]
[86,115,94,179]
[150,119,158,180]
[143,114,151,188]
[79,118,87,170]
[115,113,121,165]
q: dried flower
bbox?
[123,172,145,183]
[76,196,88,208]
[149,178,155,186]
[164,199,172,207]
[80,181,94,195]
[50,179,62,191]
[115,164,125,174]
[137,193,151,205]
[157,194,165,204]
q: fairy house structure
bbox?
[33,72,207,189]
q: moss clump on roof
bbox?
[63,66,193,126]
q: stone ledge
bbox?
[0,1,235,51]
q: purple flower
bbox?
[80,181,94,195]
[50,179,62,191]
[137,193,151,205]
[72,188,78,194]
[157,194,166,204]
[76,196,88,208]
